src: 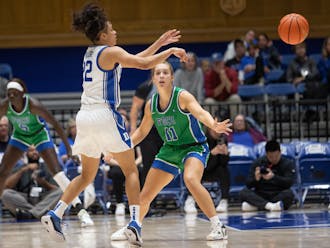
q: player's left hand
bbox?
[212,118,232,135]
[158,29,181,46]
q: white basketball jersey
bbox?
[81,45,122,108]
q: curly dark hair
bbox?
[72,3,108,43]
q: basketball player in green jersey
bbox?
[112,62,232,246]
[0,78,93,226]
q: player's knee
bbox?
[183,174,199,189]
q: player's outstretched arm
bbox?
[179,91,232,135]
[136,29,182,57]
[29,97,72,156]
[131,100,154,146]
[99,46,188,70]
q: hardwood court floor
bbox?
[0,208,330,248]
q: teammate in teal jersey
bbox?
[112,62,232,245]
[0,78,94,226]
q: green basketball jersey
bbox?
[151,87,206,146]
[7,95,46,136]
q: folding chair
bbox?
[237,84,265,98]
[298,143,330,206]
[157,173,185,209]
[228,143,256,195]
[264,69,284,84]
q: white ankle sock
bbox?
[53,171,82,207]
[53,200,68,219]
[129,205,141,226]
[210,215,222,227]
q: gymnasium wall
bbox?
[0,0,329,92]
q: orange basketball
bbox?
[278,13,309,45]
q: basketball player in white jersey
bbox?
[41,3,187,244]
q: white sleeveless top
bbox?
[81,45,122,108]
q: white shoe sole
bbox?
[124,227,142,247]
[81,221,94,228]
[111,227,128,241]
[41,215,65,242]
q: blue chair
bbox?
[0,63,13,79]
[228,143,256,194]
[265,83,297,96]
[281,54,295,69]
[298,143,330,205]
[237,84,265,98]
[310,53,322,64]
[264,69,284,84]
[296,83,305,94]
[157,173,185,209]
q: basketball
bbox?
[278,13,309,45]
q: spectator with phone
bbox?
[239,140,296,212]
[1,145,62,220]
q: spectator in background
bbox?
[0,76,9,99]
[225,39,246,75]
[286,42,323,98]
[257,33,282,71]
[0,115,10,154]
[1,145,62,220]
[239,140,296,212]
[228,114,266,148]
[174,52,204,103]
[204,52,241,118]
[200,58,211,77]
[239,42,264,85]
[224,29,256,62]
[58,118,76,164]
[317,37,330,95]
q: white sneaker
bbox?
[265,201,283,212]
[241,202,258,212]
[115,203,126,216]
[206,223,228,241]
[184,196,197,214]
[77,209,94,227]
[216,199,228,212]
[111,226,127,241]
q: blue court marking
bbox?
[199,211,330,230]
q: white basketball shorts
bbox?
[72,104,132,158]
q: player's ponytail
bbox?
[72,3,108,43]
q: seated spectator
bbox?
[0,115,10,155]
[184,129,230,213]
[286,42,323,98]
[224,29,256,62]
[200,58,211,77]
[317,37,330,96]
[258,33,282,71]
[204,52,241,118]
[174,52,204,103]
[227,114,266,148]
[239,42,264,85]
[1,145,62,220]
[0,76,9,100]
[225,39,246,76]
[239,140,296,212]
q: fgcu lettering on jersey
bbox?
[151,87,206,146]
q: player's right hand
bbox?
[172,48,188,62]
